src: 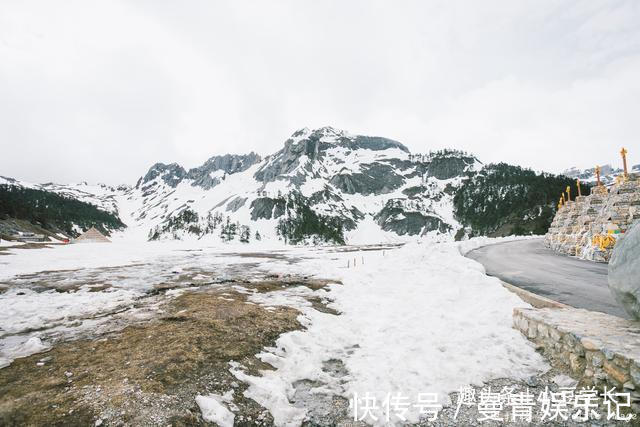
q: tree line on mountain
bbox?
[0,184,124,236]
[275,192,345,245]
[453,163,590,237]
[147,208,260,242]
[2,159,583,243]
[146,192,343,244]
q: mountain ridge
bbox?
[1,127,579,244]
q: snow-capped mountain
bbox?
[562,163,640,186]
[123,127,481,244]
[0,176,126,216]
[1,127,481,244]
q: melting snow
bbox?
[229,239,548,425]
[0,237,548,426]
[195,392,235,427]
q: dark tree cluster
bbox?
[453,163,590,237]
[0,184,124,236]
[275,192,345,245]
[148,208,255,243]
[148,208,202,240]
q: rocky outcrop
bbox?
[138,154,261,191]
[329,163,405,195]
[249,197,286,220]
[254,127,408,184]
[187,153,261,190]
[137,163,186,188]
[350,135,409,153]
[226,197,248,213]
[375,200,450,236]
[608,221,640,320]
[426,151,479,180]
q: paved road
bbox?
[466,238,629,319]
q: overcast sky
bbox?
[1,1,639,185]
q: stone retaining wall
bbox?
[513,307,640,412]
[545,172,640,262]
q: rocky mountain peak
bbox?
[254,127,410,183]
[136,153,262,191]
[2,126,575,245]
[137,162,187,188]
[187,153,262,190]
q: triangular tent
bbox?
[73,227,111,243]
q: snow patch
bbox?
[230,241,548,425]
[0,337,50,369]
[195,393,235,427]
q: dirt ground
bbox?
[0,277,336,426]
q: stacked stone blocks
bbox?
[514,307,640,413]
[545,173,640,262]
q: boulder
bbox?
[608,221,640,320]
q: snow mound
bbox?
[195,393,235,427]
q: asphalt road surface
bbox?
[466,238,629,319]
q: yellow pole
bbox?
[566,186,571,202]
[621,147,628,177]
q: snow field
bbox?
[229,240,548,425]
[0,237,549,426]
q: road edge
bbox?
[499,280,569,309]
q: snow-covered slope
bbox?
[121,127,480,244]
[2,127,482,244]
[0,175,127,215]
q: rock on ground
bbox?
[608,220,640,320]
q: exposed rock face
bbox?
[187,153,261,190]
[226,197,247,213]
[138,154,261,191]
[138,163,186,188]
[329,162,405,195]
[426,153,478,180]
[608,221,640,320]
[250,198,286,220]
[6,125,575,244]
[350,135,409,153]
[375,201,451,236]
[254,127,409,184]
